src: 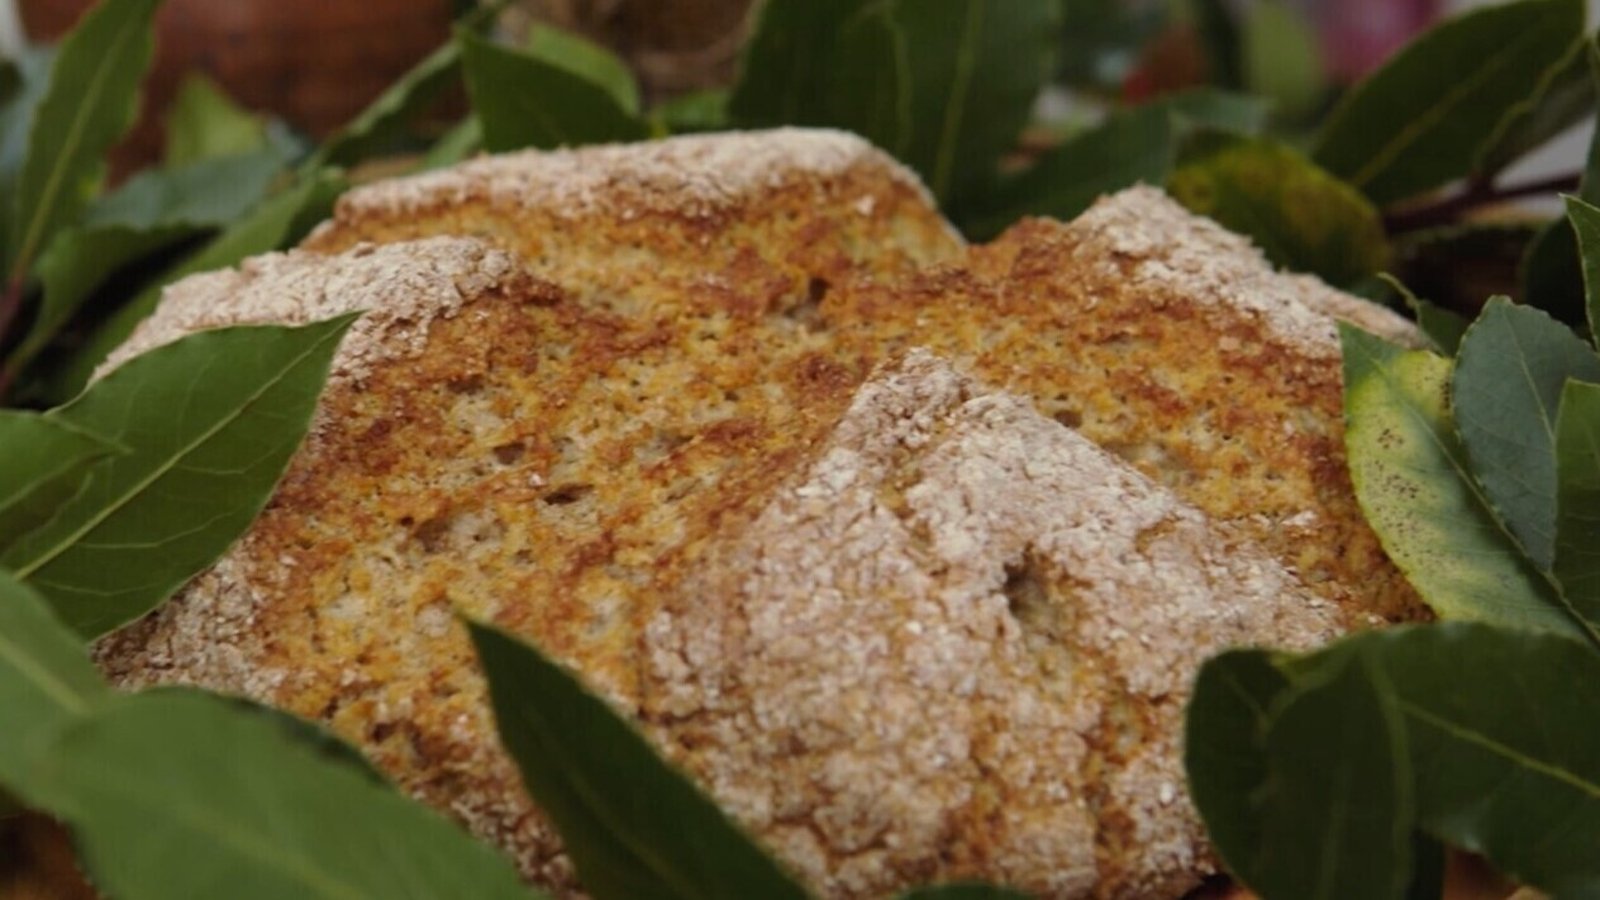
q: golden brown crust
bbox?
[96,132,1423,898]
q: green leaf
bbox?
[0,570,106,786]
[1184,649,1294,886]
[1347,625,1600,897]
[17,689,537,900]
[890,0,1061,209]
[822,3,911,159]
[1381,274,1469,356]
[1167,133,1389,286]
[87,147,283,230]
[1160,88,1271,136]
[7,0,163,279]
[895,887,1033,899]
[728,0,871,126]
[0,412,119,554]
[1339,325,1579,637]
[164,74,270,167]
[2,149,287,382]
[1516,50,1600,330]
[525,22,640,115]
[466,618,811,900]
[459,31,648,153]
[1452,298,1600,571]
[1568,195,1600,341]
[422,118,482,170]
[313,42,461,170]
[49,168,346,405]
[963,104,1175,240]
[3,316,358,639]
[1554,380,1600,631]
[1475,33,1597,179]
[1192,0,1244,90]
[1253,654,1413,900]
[652,89,731,135]
[1240,1,1324,121]
[1312,0,1583,205]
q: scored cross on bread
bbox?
[98,129,1423,898]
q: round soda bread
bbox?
[97,129,1422,898]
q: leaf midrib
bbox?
[0,628,93,716]
[11,330,337,580]
[12,5,144,277]
[1401,701,1600,799]
[930,0,982,201]
[1343,14,1557,192]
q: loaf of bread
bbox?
[97,129,1421,898]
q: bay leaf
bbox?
[1475,33,1597,179]
[1312,0,1583,206]
[1340,325,1579,637]
[728,0,872,128]
[1568,194,1600,340]
[48,168,346,405]
[422,118,483,170]
[459,30,647,154]
[1380,274,1469,356]
[822,4,910,159]
[0,570,105,786]
[1184,649,1294,886]
[0,411,119,554]
[7,0,162,278]
[0,47,54,258]
[890,0,1060,209]
[526,22,640,116]
[1167,132,1389,286]
[963,104,1175,240]
[467,618,811,900]
[1253,654,1414,900]
[313,43,461,170]
[1554,380,1600,631]
[653,89,731,135]
[164,74,271,167]
[1452,298,1600,571]
[19,689,537,900]
[3,316,358,639]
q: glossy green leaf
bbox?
[1313,0,1583,205]
[467,618,811,900]
[50,168,346,405]
[86,148,283,229]
[891,0,1060,209]
[963,104,1174,240]
[1452,298,1600,571]
[3,316,358,639]
[1348,625,1600,897]
[0,412,119,554]
[1240,1,1324,121]
[459,31,647,153]
[0,48,54,259]
[728,0,871,126]
[422,117,482,170]
[164,74,270,167]
[314,44,460,170]
[1168,133,1389,286]
[1569,195,1600,341]
[1253,655,1413,900]
[1476,33,1597,179]
[1554,380,1600,631]
[18,689,536,900]
[4,149,286,380]
[7,0,163,279]
[1340,325,1579,637]
[824,4,911,158]
[1381,274,1469,356]
[653,89,731,135]
[526,22,640,115]
[895,887,1033,899]
[1184,649,1293,885]
[0,570,106,786]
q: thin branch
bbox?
[1384,172,1583,234]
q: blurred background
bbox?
[0,0,1594,181]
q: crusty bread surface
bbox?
[96,129,1422,899]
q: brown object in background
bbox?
[19,0,453,176]
[0,814,97,900]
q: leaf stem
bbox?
[1384,172,1582,234]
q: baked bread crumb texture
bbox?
[96,128,1423,899]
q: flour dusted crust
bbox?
[97,130,1421,898]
